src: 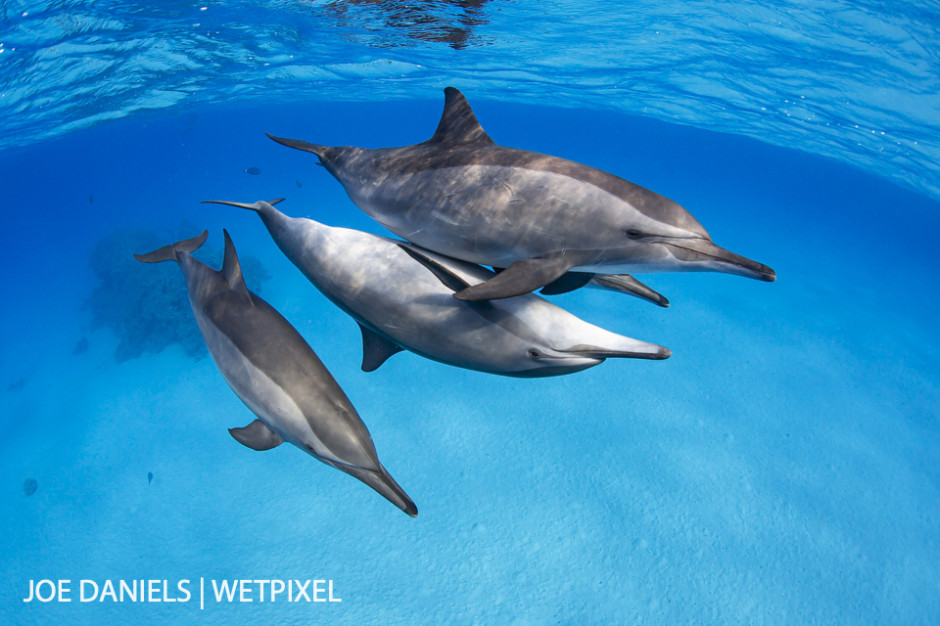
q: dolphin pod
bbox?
[203,199,670,377]
[132,88,775,516]
[267,86,776,301]
[134,230,417,517]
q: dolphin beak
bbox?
[338,463,418,518]
[661,238,776,282]
[559,343,672,361]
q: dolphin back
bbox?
[134,230,208,263]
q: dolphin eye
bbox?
[626,229,644,239]
[528,349,541,359]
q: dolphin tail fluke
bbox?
[347,464,418,518]
[201,198,285,212]
[134,230,208,264]
[266,133,330,160]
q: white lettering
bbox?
[293,579,311,602]
[253,579,270,602]
[239,579,253,602]
[178,579,192,603]
[271,579,285,601]
[80,579,99,602]
[212,579,237,602]
[99,580,117,602]
[329,580,342,603]
[148,579,162,602]
[24,579,66,603]
[119,579,137,602]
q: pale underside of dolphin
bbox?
[267,86,776,301]
[203,199,671,378]
[134,229,417,517]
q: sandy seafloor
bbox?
[1,96,938,624]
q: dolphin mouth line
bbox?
[555,346,672,360]
[536,352,605,363]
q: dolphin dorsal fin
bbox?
[359,324,404,372]
[426,87,494,146]
[221,229,252,301]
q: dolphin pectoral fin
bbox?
[398,244,485,292]
[229,419,285,451]
[454,253,578,301]
[539,271,596,295]
[221,229,252,302]
[134,230,208,264]
[589,274,670,307]
[359,324,404,372]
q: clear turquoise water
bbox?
[1,2,939,624]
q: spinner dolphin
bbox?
[267,87,776,301]
[204,199,671,377]
[134,230,417,517]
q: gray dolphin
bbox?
[134,229,417,517]
[203,199,670,377]
[267,87,776,301]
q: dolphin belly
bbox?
[292,228,543,374]
[191,307,346,464]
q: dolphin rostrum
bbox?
[267,87,776,301]
[203,199,671,377]
[134,229,417,517]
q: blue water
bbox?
[2,2,939,624]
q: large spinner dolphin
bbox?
[267,87,776,301]
[134,230,417,517]
[203,199,670,377]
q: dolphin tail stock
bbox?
[201,198,286,212]
[343,462,418,518]
[266,133,331,161]
[133,230,208,264]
